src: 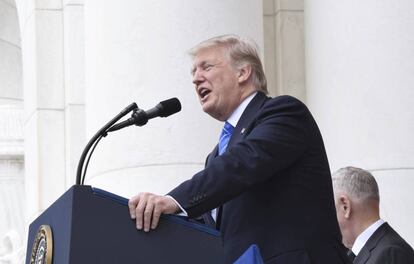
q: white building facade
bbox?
[0,0,412,262]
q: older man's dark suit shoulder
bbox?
[354,222,414,264]
[169,92,349,264]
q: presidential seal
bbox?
[30,225,53,264]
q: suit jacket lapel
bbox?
[204,92,269,229]
[206,92,269,166]
[354,248,370,264]
[354,223,389,264]
[228,92,269,148]
[215,92,268,229]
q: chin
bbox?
[202,108,221,120]
[201,102,213,113]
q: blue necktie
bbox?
[218,122,234,155]
[206,122,234,226]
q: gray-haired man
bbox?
[332,166,414,263]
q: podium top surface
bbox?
[91,186,221,237]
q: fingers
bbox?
[151,203,162,230]
[128,193,177,232]
[135,194,148,230]
[143,200,154,232]
[128,195,140,219]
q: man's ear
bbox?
[237,64,252,84]
[339,195,352,219]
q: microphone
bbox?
[107,98,181,132]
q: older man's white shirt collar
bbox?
[227,92,257,127]
[352,219,385,255]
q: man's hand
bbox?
[128,193,179,232]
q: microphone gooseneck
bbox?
[76,102,138,185]
[76,98,181,185]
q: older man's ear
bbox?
[237,64,252,84]
[338,195,352,219]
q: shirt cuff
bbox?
[165,195,188,216]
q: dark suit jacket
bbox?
[169,92,349,264]
[354,222,414,264]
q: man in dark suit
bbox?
[332,167,414,263]
[128,35,348,263]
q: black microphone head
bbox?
[158,98,181,117]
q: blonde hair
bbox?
[189,35,268,94]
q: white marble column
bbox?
[0,0,22,105]
[305,0,414,245]
[19,0,66,219]
[0,1,25,261]
[263,0,306,101]
[63,0,86,188]
[84,0,264,197]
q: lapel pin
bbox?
[240,128,246,134]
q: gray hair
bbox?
[332,166,380,202]
[189,34,268,94]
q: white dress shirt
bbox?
[352,219,385,255]
[226,92,257,128]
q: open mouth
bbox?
[198,87,211,100]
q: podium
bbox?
[25,185,224,263]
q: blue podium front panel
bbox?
[26,185,224,264]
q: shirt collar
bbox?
[352,219,385,255]
[226,92,257,127]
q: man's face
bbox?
[191,47,243,121]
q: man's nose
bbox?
[192,70,204,85]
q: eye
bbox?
[203,64,213,71]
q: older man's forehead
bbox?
[195,47,227,63]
